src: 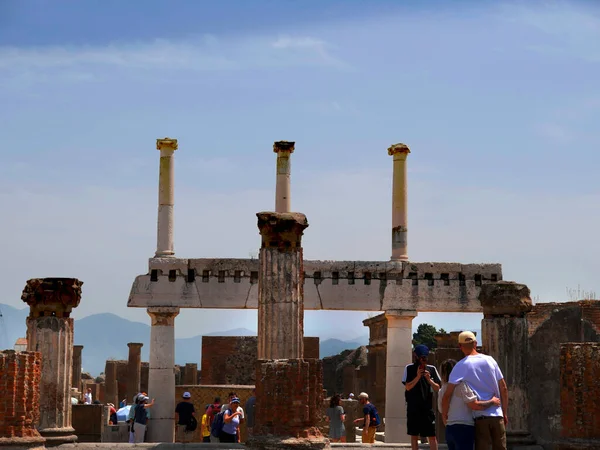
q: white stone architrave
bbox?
[129,139,505,443]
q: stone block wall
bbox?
[174,384,254,443]
[0,350,43,445]
[254,359,323,439]
[527,301,600,447]
[72,404,104,442]
[201,336,319,385]
[560,343,600,444]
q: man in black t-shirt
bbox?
[402,345,441,450]
[175,391,196,443]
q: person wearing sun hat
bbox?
[441,331,508,450]
[221,397,243,443]
[175,391,196,443]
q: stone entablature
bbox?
[129,258,502,312]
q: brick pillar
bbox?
[104,360,118,407]
[140,362,149,394]
[252,211,326,450]
[480,282,536,447]
[559,343,600,448]
[22,278,82,447]
[72,345,83,392]
[126,342,143,401]
[0,350,45,450]
[183,363,197,385]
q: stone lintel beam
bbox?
[257,212,308,249]
[479,281,532,318]
[21,278,83,318]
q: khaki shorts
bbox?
[474,417,506,450]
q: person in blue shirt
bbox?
[220,397,242,443]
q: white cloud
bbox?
[0,33,347,87]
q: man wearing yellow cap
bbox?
[441,331,508,450]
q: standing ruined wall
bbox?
[559,343,600,449]
[0,350,45,449]
[527,301,600,447]
[201,336,319,385]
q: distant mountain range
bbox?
[0,304,368,376]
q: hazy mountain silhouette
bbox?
[0,304,368,375]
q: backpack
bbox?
[186,415,198,432]
[134,404,148,425]
[365,404,381,427]
[210,409,227,437]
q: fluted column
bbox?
[257,212,308,360]
[273,141,294,213]
[104,360,118,407]
[384,309,417,443]
[22,278,83,447]
[155,137,178,257]
[388,143,410,261]
[72,345,83,391]
[147,307,179,443]
[127,342,143,402]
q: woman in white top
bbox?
[438,359,501,450]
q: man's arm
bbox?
[499,378,508,425]
[424,368,440,393]
[405,368,422,391]
[441,383,457,425]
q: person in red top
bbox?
[207,396,221,443]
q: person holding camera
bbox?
[403,344,441,450]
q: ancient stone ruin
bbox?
[0,137,599,450]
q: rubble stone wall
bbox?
[201,336,319,385]
[560,343,600,441]
[0,350,43,442]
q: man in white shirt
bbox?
[84,387,93,405]
[441,331,508,450]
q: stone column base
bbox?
[39,427,77,447]
[0,437,47,450]
[254,359,324,439]
[247,436,330,450]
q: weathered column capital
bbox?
[257,211,308,249]
[385,309,418,322]
[73,345,84,353]
[388,143,410,159]
[147,306,179,326]
[21,278,83,318]
[156,137,178,155]
[479,281,532,318]
[273,140,295,154]
[127,342,144,349]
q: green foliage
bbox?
[412,323,440,349]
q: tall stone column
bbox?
[252,212,326,448]
[22,278,83,447]
[257,211,307,360]
[273,141,294,213]
[72,345,83,391]
[155,137,178,257]
[104,360,118,407]
[384,309,417,443]
[147,307,179,443]
[388,143,410,261]
[127,342,143,401]
[480,282,536,447]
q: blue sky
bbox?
[0,0,599,340]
